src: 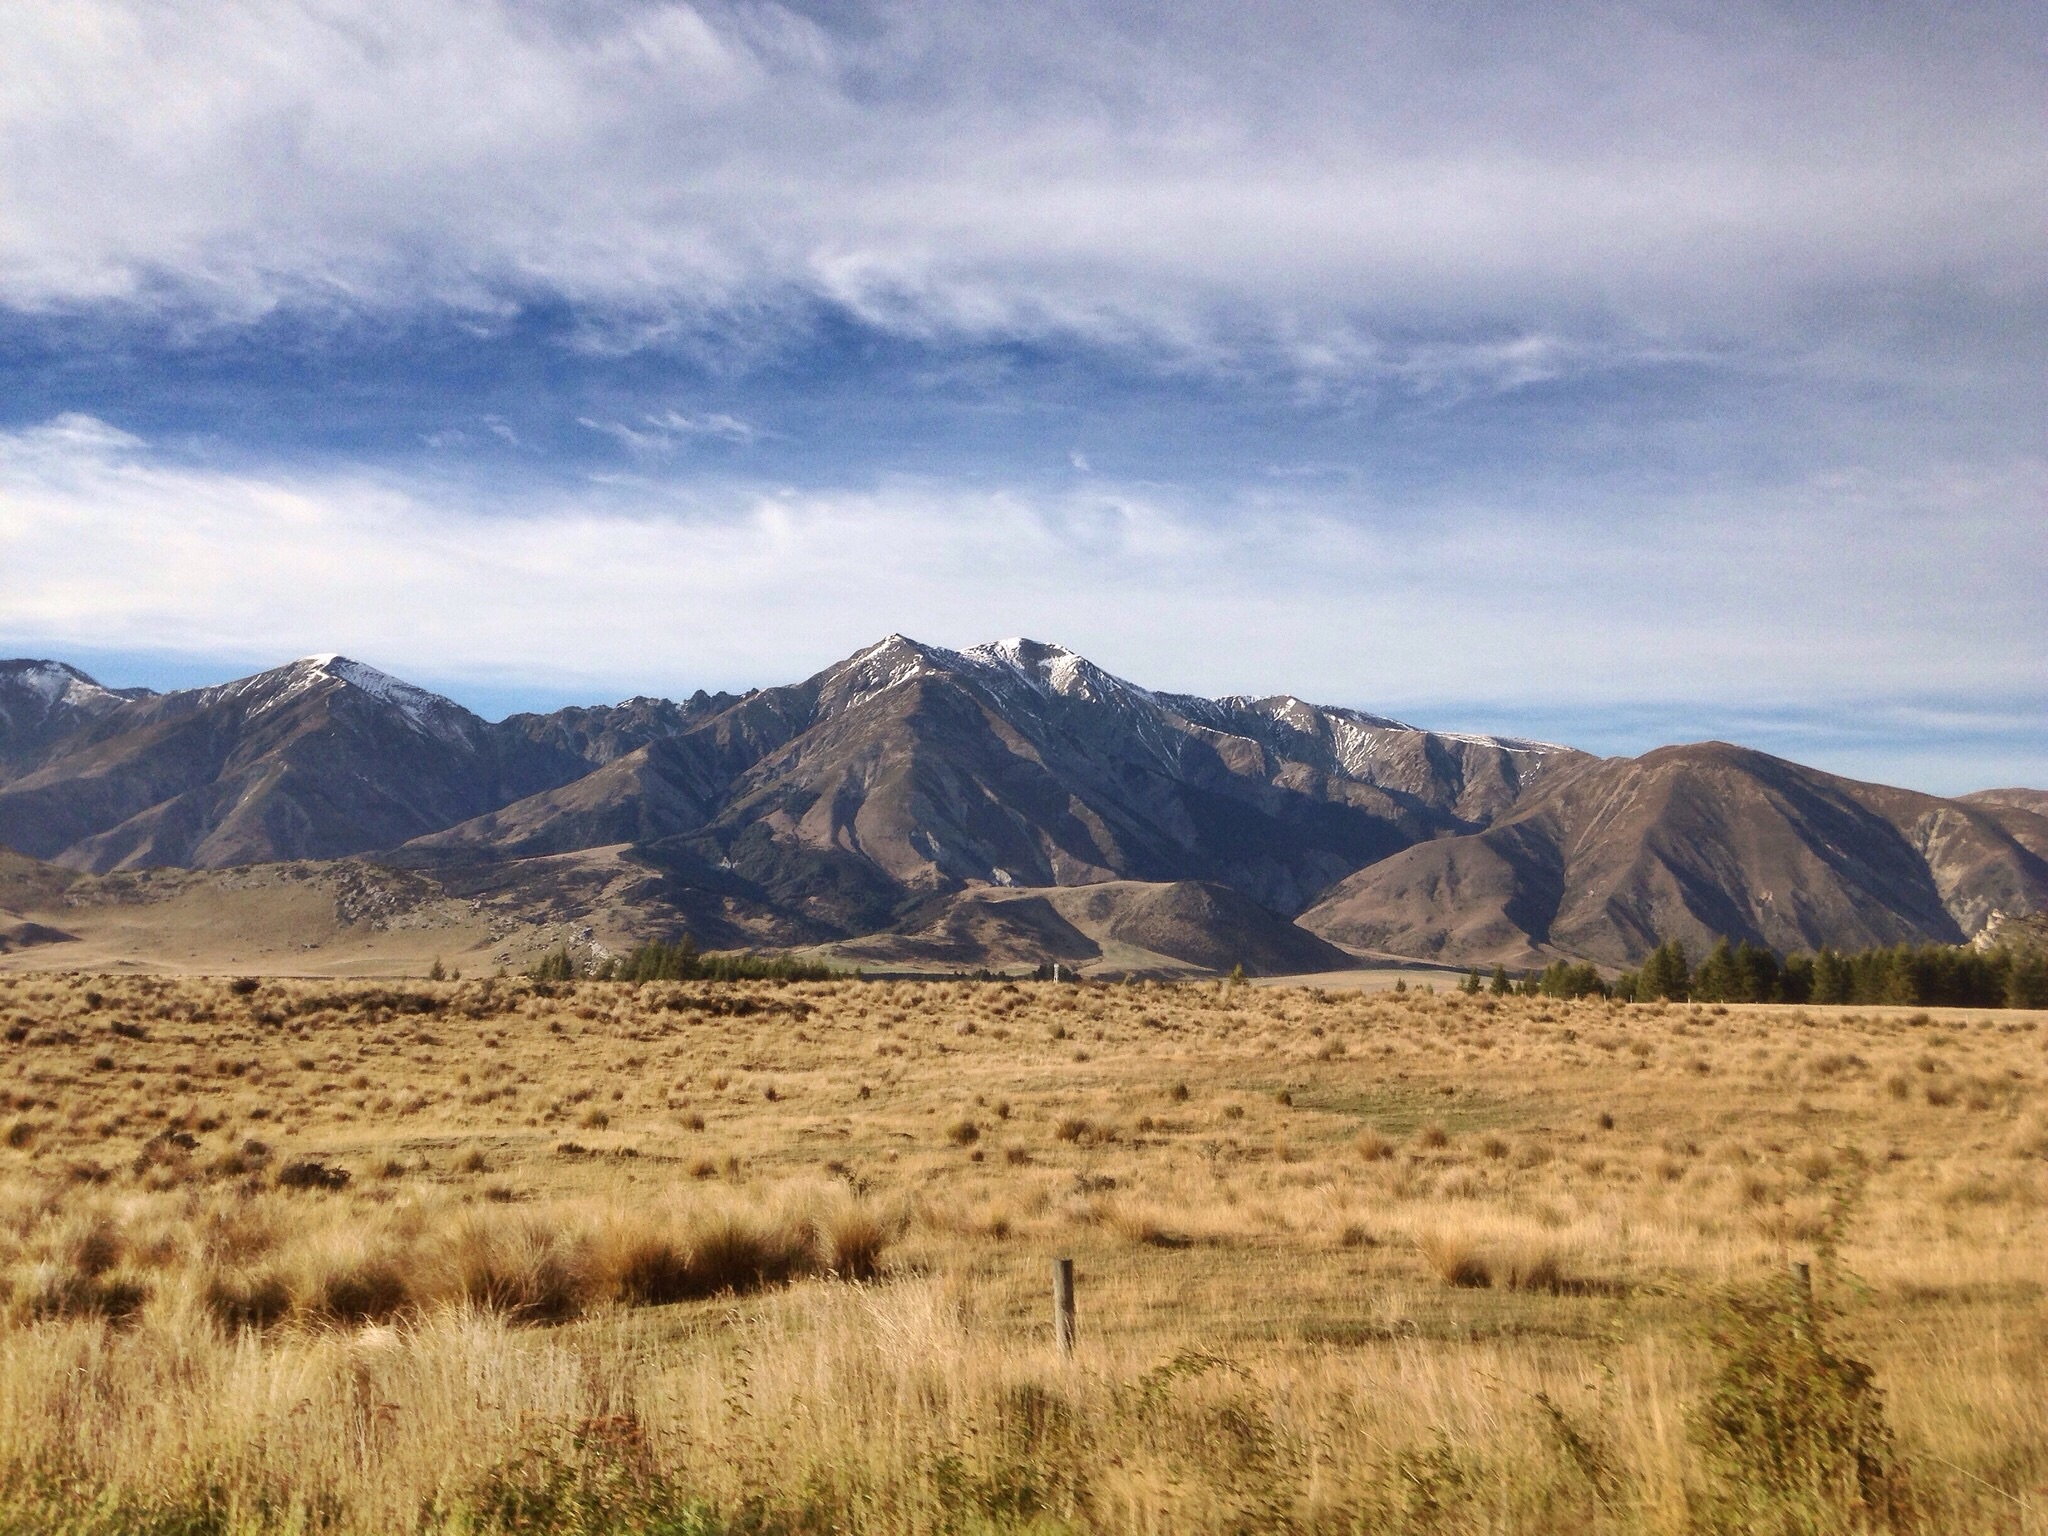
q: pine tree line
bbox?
[1458,935,2048,1008]
[1618,936,2048,1007]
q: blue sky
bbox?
[0,1,2041,792]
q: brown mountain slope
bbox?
[1962,787,2048,818]
[0,661,154,772]
[819,880,1359,977]
[0,638,1577,947]
[415,635,1577,940]
[0,658,591,871]
[1300,743,2048,968]
[404,741,727,860]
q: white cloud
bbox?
[0,1,2037,381]
[0,416,2039,724]
[575,410,758,454]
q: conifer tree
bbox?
[1810,947,1852,1004]
[1693,938,1739,1002]
[1638,939,1690,1001]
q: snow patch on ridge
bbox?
[0,660,126,713]
[823,635,1579,791]
[203,655,479,747]
[317,657,479,747]
[969,637,1156,707]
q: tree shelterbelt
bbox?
[1611,937,2048,1008]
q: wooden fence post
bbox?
[1789,1258,1814,1345]
[1053,1257,1076,1356]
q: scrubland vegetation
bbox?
[0,970,2042,1533]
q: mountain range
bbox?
[0,641,2042,975]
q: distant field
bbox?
[0,854,643,979]
[0,972,2041,1533]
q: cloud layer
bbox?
[5,3,2040,372]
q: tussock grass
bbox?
[1417,1228,1492,1288]
[0,970,2040,1533]
[2,1183,886,1334]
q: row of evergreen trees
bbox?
[1458,960,1606,999]
[1462,936,2048,1008]
[529,935,833,984]
[1621,937,2048,1008]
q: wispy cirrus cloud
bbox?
[577,409,761,455]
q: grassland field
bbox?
[0,970,2042,1534]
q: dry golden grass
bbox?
[0,970,2042,1533]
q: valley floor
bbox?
[0,973,2041,1533]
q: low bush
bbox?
[1691,1279,1912,1533]
[276,1160,350,1192]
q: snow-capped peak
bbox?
[965,637,1150,705]
[201,654,479,747]
[0,660,153,736]
[309,656,478,746]
[1,660,109,707]
[831,634,958,702]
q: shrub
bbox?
[438,1216,590,1324]
[311,1257,411,1324]
[603,1232,694,1306]
[24,1268,149,1325]
[203,1269,294,1330]
[1498,1248,1567,1294]
[276,1160,350,1192]
[1691,1280,1912,1532]
[687,1214,813,1295]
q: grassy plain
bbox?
[0,971,2042,1533]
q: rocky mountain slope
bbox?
[819,880,1359,977]
[0,661,155,770]
[1300,743,2048,968]
[412,635,1572,936]
[0,641,2040,973]
[1962,787,2048,820]
[0,657,601,870]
